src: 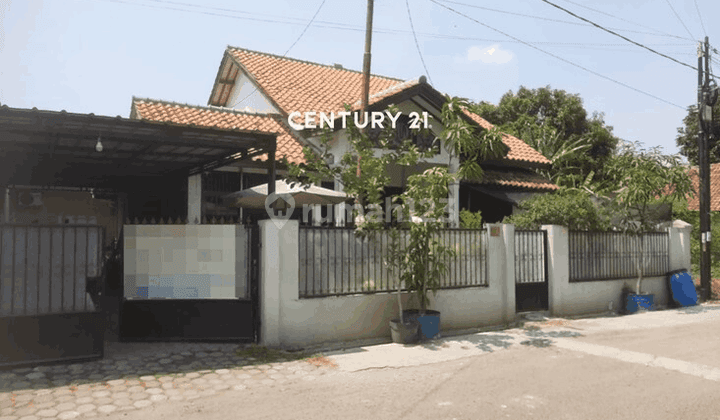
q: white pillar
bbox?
[188,174,202,224]
[541,225,569,317]
[668,222,692,272]
[258,219,299,347]
[334,179,346,227]
[501,224,516,324]
[448,158,460,228]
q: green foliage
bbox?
[673,204,720,280]
[675,104,720,166]
[475,86,619,189]
[286,97,505,315]
[459,209,483,229]
[503,188,610,231]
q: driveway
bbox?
[3,303,720,420]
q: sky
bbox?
[1,0,718,160]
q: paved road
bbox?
[3,304,720,420]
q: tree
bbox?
[607,141,692,294]
[675,104,720,165]
[475,86,620,189]
[286,97,506,318]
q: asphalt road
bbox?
[105,305,720,420]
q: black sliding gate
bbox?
[0,224,106,370]
[515,230,549,312]
[119,224,260,342]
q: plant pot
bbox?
[624,293,654,314]
[402,309,441,340]
[389,318,419,344]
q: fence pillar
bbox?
[541,225,569,317]
[258,219,299,347]
[668,222,692,272]
[486,224,515,325]
[187,174,202,224]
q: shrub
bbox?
[503,188,610,231]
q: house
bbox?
[687,163,720,211]
[131,46,558,225]
[0,104,278,365]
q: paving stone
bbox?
[232,384,247,391]
[138,376,155,382]
[112,392,130,400]
[80,411,96,418]
[91,390,110,399]
[57,411,80,420]
[13,407,37,417]
[54,403,75,412]
[144,388,163,395]
[94,398,113,406]
[106,380,125,387]
[126,386,144,394]
[113,399,132,407]
[35,409,58,418]
[149,394,167,402]
[0,407,13,416]
[129,393,148,401]
[74,405,94,414]
[17,416,37,420]
[24,374,44,381]
[132,400,151,409]
[97,405,117,414]
[14,394,34,403]
[184,373,200,379]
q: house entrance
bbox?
[119,222,260,342]
[515,230,549,312]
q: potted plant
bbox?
[607,142,692,313]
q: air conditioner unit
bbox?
[17,191,43,207]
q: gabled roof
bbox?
[478,169,559,191]
[212,46,404,115]
[687,163,720,211]
[131,98,305,164]
[213,47,550,167]
[462,111,551,166]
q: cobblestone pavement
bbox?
[0,343,337,420]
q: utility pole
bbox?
[698,36,712,301]
[357,0,373,179]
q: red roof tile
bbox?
[687,164,720,211]
[225,47,403,115]
[132,98,305,164]
[479,169,559,191]
[463,111,551,165]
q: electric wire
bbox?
[540,0,702,75]
[693,0,708,38]
[664,0,695,41]
[230,0,327,109]
[556,0,692,41]
[438,0,689,41]
[429,0,685,110]
[406,0,433,86]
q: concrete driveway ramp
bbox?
[668,270,698,307]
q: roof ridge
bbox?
[225,45,404,82]
[132,96,282,118]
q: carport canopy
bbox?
[0,105,278,190]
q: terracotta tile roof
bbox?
[463,110,551,165]
[479,169,559,191]
[687,164,720,211]
[225,47,403,115]
[132,98,305,164]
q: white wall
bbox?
[226,73,279,113]
[543,223,692,317]
[259,220,514,348]
[258,222,692,348]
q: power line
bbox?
[406,0,433,86]
[556,0,692,41]
[664,0,695,41]
[436,0,691,41]
[429,0,685,110]
[693,0,708,38]
[540,0,700,74]
[231,0,326,109]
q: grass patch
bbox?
[235,344,326,365]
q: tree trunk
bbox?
[635,235,644,294]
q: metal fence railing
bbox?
[569,231,669,282]
[515,230,547,284]
[0,224,104,316]
[298,227,487,298]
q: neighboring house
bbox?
[131,46,558,224]
[687,163,720,211]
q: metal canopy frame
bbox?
[0,105,277,189]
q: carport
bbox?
[0,104,277,369]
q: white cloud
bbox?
[467,44,513,64]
